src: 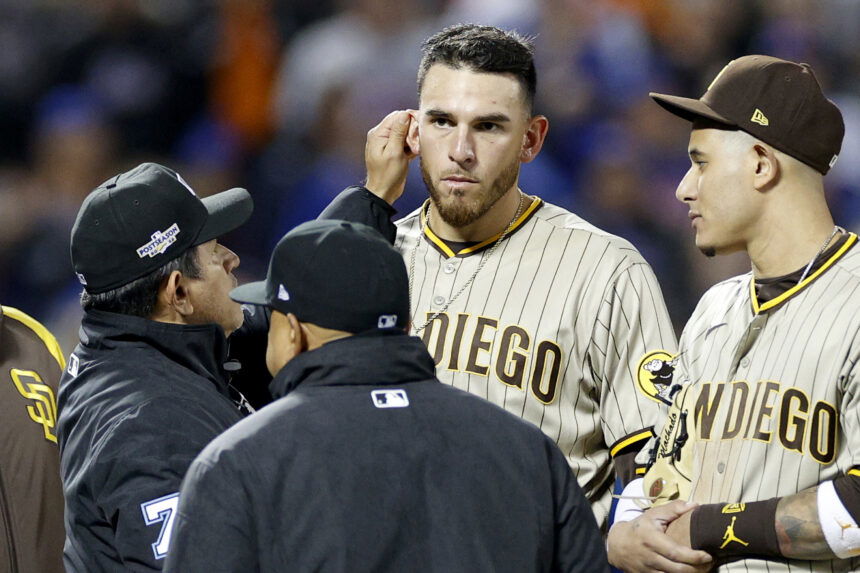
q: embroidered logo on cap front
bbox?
[371,389,409,408]
[278,284,290,301]
[136,223,181,258]
[751,109,769,126]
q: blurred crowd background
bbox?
[1,0,859,351]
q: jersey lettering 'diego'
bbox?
[693,380,837,463]
[421,312,563,403]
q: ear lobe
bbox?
[286,313,307,357]
[159,270,194,317]
[406,118,420,156]
[752,143,779,190]
[298,322,311,353]
[520,115,549,164]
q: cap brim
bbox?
[229,280,269,306]
[649,93,735,126]
[196,187,253,245]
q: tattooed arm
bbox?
[664,475,860,562]
[774,486,833,559]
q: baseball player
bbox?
[607,56,860,572]
[0,305,66,572]
[321,24,677,526]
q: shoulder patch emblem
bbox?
[636,350,680,405]
[68,353,80,377]
[10,368,58,443]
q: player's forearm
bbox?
[689,486,840,561]
[775,486,833,559]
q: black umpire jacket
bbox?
[57,309,254,572]
[164,330,609,572]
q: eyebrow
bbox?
[424,109,512,124]
[474,112,511,124]
[688,148,705,159]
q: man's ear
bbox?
[406,112,420,156]
[158,270,194,318]
[520,115,549,164]
[287,313,307,358]
[752,143,780,191]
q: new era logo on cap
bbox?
[751,109,769,126]
[278,284,290,301]
[136,223,181,259]
[377,314,398,329]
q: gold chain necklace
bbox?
[408,192,527,333]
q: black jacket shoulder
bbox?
[166,332,608,572]
[58,310,245,572]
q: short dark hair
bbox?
[81,247,202,318]
[417,24,537,113]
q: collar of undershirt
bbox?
[750,232,857,314]
[420,197,543,258]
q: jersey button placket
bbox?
[433,257,460,308]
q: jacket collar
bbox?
[80,309,231,392]
[269,330,437,399]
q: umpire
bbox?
[58,162,257,571]
[164,219,608,573]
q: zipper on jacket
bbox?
[0,465,19,573]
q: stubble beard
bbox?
[421,158,520,229]
[188,288,245,336]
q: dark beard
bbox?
[421,158,520,228]
[700,247,716,258]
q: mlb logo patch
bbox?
[377,314,397,329]
[67,354,80,377]
[371,389,409,409]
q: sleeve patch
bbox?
[636,350,680,405]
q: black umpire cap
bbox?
[230,219,410,334]
[71,162,253,294]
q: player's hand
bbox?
[365,109,418,205]
[607,500,713,573]
[665,506,693,547]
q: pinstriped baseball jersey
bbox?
[671,233,860,572]
[395,195,677,525]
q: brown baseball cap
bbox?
[650,55,844,174]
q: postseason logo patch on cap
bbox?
[136,223,181,259]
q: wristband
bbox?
[690,499,781,559]
[819,479,860,558]
[612,478,646,524]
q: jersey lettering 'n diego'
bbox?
[396,197,677,524]
[673,234,860,572]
